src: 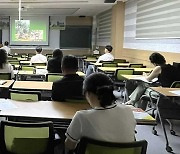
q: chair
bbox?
[32,62,47,66]
[9,89,41,101]
[0,120,54,154]
[45,73,63,82]
[75,137,148,154]
[8,60,20,65]
[102,62,118,67]
[129,64,143,68]
[0,73,11,80]
[114,69,134,102]
[21,65,35,71]
[114,59,127,63]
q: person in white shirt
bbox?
[65,72,136,151]
[0,49,14,79]
[1,41,11,55]
[30,46,47,65]
[86,45,114,77]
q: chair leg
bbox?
[158,109,173,152]
[166,119,176,135]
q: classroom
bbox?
[0,0,180,154]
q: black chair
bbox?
[74,137,148,154]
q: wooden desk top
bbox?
[84,59,97,62]
[0,100,156,125]
[77,71,85,77]
[150,87,180,97]
[12,81,53,90]
[93,63,142,67]
[98,67,153,73]
[0,80,15,88]
[20,61,31,64]
[0,100,90,120]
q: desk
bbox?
[98,67,153,73]
[12,81,53,90]
[92,63,141,67]
[149,87,180,152]
[150,87,180,97]
[0,80,14,88]
[0,100,156,125]
[0,100,90,121]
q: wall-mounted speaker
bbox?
[104,0,116,3]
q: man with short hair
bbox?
[30,46,47,65]
[51,55,84,101]
[86,45,114,77]
[1,41,11,55]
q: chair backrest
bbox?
[76,137,148,154]
[102,62,118,67]
[32,62,47,66]
[21,65,35,71]
[8,60,20,65]
[0,120,54,154]
[45,73,63,82]
[129,64,143,68]
[0,73,11,80]
[9,90,41,101]
[114,59,127,63]
[115,69,134,81]
[170,81,180,88]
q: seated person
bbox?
[1,41,11,55]
[47,49,63,73]
[86,45,114,77]
[126,52,179,109]
[51,55,84,101]
[65,72,136,151]
[30,46,47,65]
[0,49,14,79]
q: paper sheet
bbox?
[133,76,158,83]
[0,99,17,110]
[133,111,155,120]
[169,90,180,96]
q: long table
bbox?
[0,99,156,125]
[12,81,53,90]
[98,67,153,73]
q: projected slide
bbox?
[10,16,49,45]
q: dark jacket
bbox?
[52,74,84,101]
[47,57,62,73]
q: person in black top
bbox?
[47,49,63,73]
[126,52,179,108]
[51,55,84,101]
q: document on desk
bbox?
[0,99,17,110]
[132,76,158,83]
[169,90,180,96]
[133,109,155,121]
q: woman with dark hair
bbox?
[47,49,63,73]
[0,49,14,78]
[65,73,136,150]
[126,52,178,108]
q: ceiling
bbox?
[0,0,125,17]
